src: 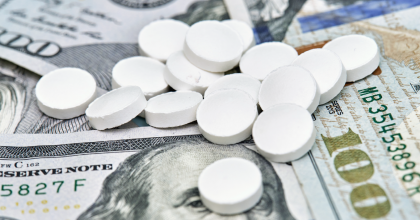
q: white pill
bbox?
[112,56,169,99]
[184,20,243,72]
[86,86,147,130]
[259,66,320,113]
[204,74,261,104]
[240,42,298,81]
[292,49,346,104]
[222,19,255,53]
[198,157,263,215]
[35,68,97,119]
[164,51,224,94]
[323,35,379,82]
[145,91,202,128]
[253,103,315,162]
[138,19,189,63]
[197,89,257,145]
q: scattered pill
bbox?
[323,35,379,82]
[197,89,257,145]
[35,68,97,119]
[259,65,320,113]
[198,157,263,215]
[253,103,316,162]
[292,49,346,104]
[145,91,203,128]
[240,42,298,81]
[184,20,243,72]
[138,19,189,63]
[222,19,255,53]
[164,51,224,94]
[204,74,261,104]
[86,86,147,130]
[112,56,169,99]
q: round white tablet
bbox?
[112,56,169,99]
[292,49,346,104]
[197,89,257,145]
[164,51,224,94]
[35,68,97,119]
[204,74,261,104]
[184,20,243,72]
[222,19,255,53]
[253,103,316,162]
[323,35,379,82]
[138,19,189,62]
[240,42,298,81]
[198,157,263,215]
[145,91,203,128]
[259,66,320,113]
[86,86,147,130]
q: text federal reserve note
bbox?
[0,125,311,220]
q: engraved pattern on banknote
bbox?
[111,0,174,9]
[288,6,420,218]
[172,0,229,25]
[0,61,92,134]
[77,139,294,220]
[0,135,253,159]
[41,43,138,90]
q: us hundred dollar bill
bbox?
[227,0,420,218]
[0,0,231,90]
[0,59,142,134]
[271,1,420,220]
[0,125,312,220]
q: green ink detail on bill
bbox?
[321,128,362,156]
[350,184,391,219]
[334,149,374,183]
[358,87,379,96]
[74,179,86,192]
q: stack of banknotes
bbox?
[1,0,420,219]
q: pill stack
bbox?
[34,19,380,215]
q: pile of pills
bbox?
[34,18,380,214]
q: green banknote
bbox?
[0,126,311,220]
[226,0,420,219]
[3,0,420,219]
[0,0,230,90]
[280,3,420,220]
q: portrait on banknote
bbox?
[78,139,295,220]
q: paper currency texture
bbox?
[0,0,231,90]
[281,1,420,220]
[0,126,311,220]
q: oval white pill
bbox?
[112,56,169,99]
[222,19,255,53]
[204,74,261,103]
[86,86,147,130]
[240,42,298,81]
[138,19,189,62]
[198,157,263,215]
[35,67,97,119]
[184,20,243,72]
[259,66,320,113]
[145,91,202,128]
[164,51,224,94]
[197,89,257,145]
[323,35,379,82]
[292,49,346,104]
[253,103,316,162]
